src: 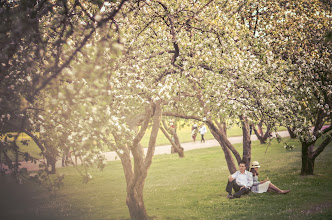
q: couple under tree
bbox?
[226,161,291,199]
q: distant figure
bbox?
[199,124,207,143]
[226,160,253,199]
[250,161,290,194]
[249,124,253,135]
[191,123,198,142]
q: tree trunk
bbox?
[301,143,315,175]
[46,156,56,174]
[253,121,271,144]
[206,121,237,174]
[240,115,251,170]
[126,179,147,220]
[172,132,184,157]
[120,144,150,220]
[287,127,297,139]
[160,120,184,157]
[215,119,227,137]
[118,101,162,220]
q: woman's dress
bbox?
[251,175,270,193]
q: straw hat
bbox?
[251,161,260,168]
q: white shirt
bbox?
[231,170,253,188]
[199,125,207,135]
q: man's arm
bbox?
[229,171,238,182]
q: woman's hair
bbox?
[250,168,259,176]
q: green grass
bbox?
[1,138,331,219]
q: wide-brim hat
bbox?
[251,161,260,168]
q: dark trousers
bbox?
[226,180,250,198]
[201,134,205,142]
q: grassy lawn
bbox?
[1,138,331,219]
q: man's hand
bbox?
[240,186,245,190]
[228,175,234,182]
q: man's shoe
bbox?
[227,194,233,199]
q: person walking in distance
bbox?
[199,124,207,143]
[192,123,198,142]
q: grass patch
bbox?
[1,138,331,219]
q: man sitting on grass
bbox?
[226,160,253,199]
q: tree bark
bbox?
[205,121,237,174]
[240,115,251,170]
[118,101,162,220]
[125,144,148,220]
[215,119,227,136]
[301,143,315,175]
[160,120,184,157]
[126,181,147,220]
[287,127,297,139]
[253,121,271,144]
[301,125,332,175]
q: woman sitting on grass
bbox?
[250,161,291,194]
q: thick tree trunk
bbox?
[120,145,149,220]
[301,143,315,175]
[300,114,331,175]
[240,116,251,170]
[126,179,147,220]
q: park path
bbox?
[9,131,290,172]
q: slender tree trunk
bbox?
[215,119,227,137]
[287,127,297,139]
[172,132,184,157]
[253,121,271,144]
[258,121,263,136]
[206,121,237,174]
[160,120,184,157]
[240,115,251,170]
